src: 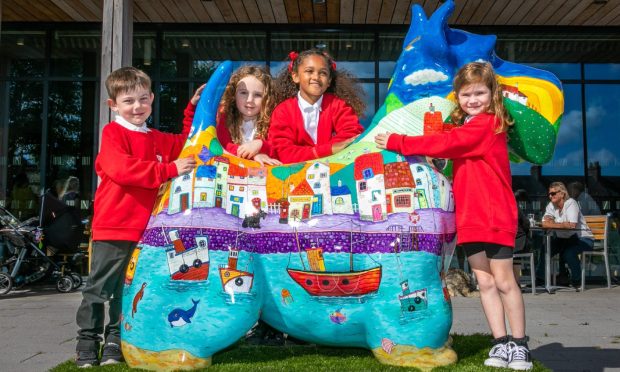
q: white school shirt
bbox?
[543,198,593,239]
[240,119,257,144]
[114,115,150,133]
[297,92,323,144]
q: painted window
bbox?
[362,168,374,179]
[335,197,344,205]
[359,181,367,191]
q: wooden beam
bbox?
[99,0,133,151]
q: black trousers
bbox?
[75,240,135,351]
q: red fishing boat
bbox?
[286,224,382,297]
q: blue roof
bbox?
[331,185,351,196]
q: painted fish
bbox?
[132,282,147,318]
[168,299,200,328]
[381,338,396,354]
[329,309,347,324]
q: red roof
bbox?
[290,180,314,196]
[227,163,248,177]
[354,152,384,180]
[384,162,414,189]
[502,84,519,94]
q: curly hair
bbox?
[219,65,274,144]
[273,49,366,117]
[450,62,513,133]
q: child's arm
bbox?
[324,100,364,148]
[97,126,181,189]
[270,107,321,163]
[376,114,498,159]
[215,114,241,156]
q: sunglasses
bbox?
[548,191,560,197]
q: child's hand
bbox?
[331,135,359,155]
[190,84,206,105]
[237,139,263,159]
[374,132,391,149]
[253,153,282,166]
[174,156,197,175]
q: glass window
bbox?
[525,63,580,80]
[133,32,157,75]
[51,31,100,77]
[379,32,404,78]
[585,84,620,176]
[0,31,46,78]
[360,83,375,128]
[584,64,620,80]
[47,81,96,209]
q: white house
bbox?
[384,159,415,214]
[330,180,354,215]
[213,156,230,209]
[288,180,314,222]
[247,167,268,215]
[354,152,387,222]
[305,161,332,216]
[409,163,440,209]
[193,164,217,208]
[168,172,194,215]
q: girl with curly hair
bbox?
[270,49,366,163]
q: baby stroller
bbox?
[0,192,84,295]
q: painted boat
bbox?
[218,248,254,293]
[165,230,210,281]
[287,266,381,297]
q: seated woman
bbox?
[542,181,594,289]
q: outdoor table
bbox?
[529,225,582,294]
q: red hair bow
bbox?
[287,51,299,72]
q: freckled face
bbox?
[235,76,265,121]
[456,82,491,117]
[292,55,332,104]
[108,87,154,126]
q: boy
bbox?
[75,66,201,367]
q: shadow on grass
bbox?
[50,333,551,371]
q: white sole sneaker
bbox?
[508,360,533,370]
[484,357,509,368]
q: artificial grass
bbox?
[50,333,550,371]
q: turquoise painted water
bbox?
[122,245,452,358]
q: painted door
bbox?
[231,204,240,217]
[372,204,382,222]
[416,189,429,209]
[180,193,189,211]
[215,197,222,208]
[302,204,310,219]
[386,194,393,214]
[312,195,323,215]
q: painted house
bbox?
[330,180,354,215]
[288,180,314,222]
[168,172,194,215]
[409,163,439,209]
[501,84,528,106]
[437,174,455,212]
[226,163,248,218]
[305,161,332,216]
[247,167,268,215]
[423,103,444,135]
[213,156,230,209]
[354,152,387,222]
[384,159,415,214]
[193,164,217,208]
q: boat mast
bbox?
[349,220,354,272]
[293,224,306,270]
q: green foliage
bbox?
[271,164,305,182]
[209,138,223,156]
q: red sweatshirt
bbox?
[92,103,195,242]
[387,113,517,247]
[215,112,273,157]
[270,93,364,163]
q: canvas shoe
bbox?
[507,341,533,370]
[100,342,124,365]
[75,349,99,368]
[484,338,509,368]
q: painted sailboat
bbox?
[286,226,382,297]
[219,248,254,294]
[165,229,210,281]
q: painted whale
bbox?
[167,299,199,328]
[120,1,562,370]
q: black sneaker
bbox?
[506,341,533,370]
[100,342,123,365]
[75,349,99,368]
[262,330,285,346]
[245,323,268,345]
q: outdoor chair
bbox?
[581,215,611,291]
[514,251,535,294]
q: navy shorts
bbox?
[461,242,513,259]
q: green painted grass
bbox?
[51,334,550,371]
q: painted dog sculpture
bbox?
[121,1,563,370]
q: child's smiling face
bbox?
[235,76,265,121]
[108,86,154,126]
[456,82,491,117]
[292,54,332,104]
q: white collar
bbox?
[297,92,323,112]
[114,115,150,133]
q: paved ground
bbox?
[0,282,619,371]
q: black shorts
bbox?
[461,242,513,259]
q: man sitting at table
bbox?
[541,181,594,289]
